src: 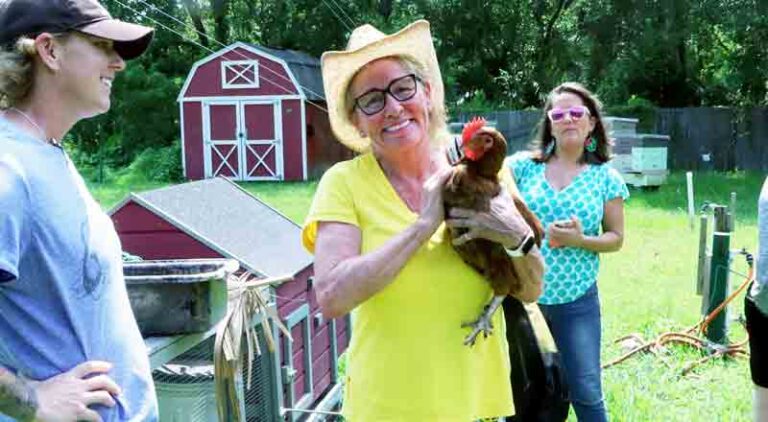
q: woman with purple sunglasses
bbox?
[505,82,629,421]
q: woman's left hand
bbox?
[446,190,529,248]
[548,215,584,248]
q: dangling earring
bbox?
[585,135,597,153]
[545,139,556,155]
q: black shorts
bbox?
[746,289,768,387]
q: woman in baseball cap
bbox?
[0,0,153,59]
[0,1,157,421]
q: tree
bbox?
[69,0,768,178]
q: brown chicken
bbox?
[443,118,544,346]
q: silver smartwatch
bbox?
[505,232,535,258]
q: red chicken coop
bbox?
[178,42,353,182]
[110,177,349,420]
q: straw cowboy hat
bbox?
[321,20,445,152]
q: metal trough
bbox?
[123,259,238,336]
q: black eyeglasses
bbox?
[353,74,421,116]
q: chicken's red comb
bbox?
[461,117,487,145]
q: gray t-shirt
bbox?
[750,176,768,314]
[0,117,157,421]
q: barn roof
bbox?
[250,45,325,101]
[177,42,325,102]
[113,178,312,277]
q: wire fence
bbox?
[153,337,218,421]
[153,327,282,421]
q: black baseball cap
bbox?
[0,0,154,60]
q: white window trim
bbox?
[221,60,259,89]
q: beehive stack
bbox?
[605,117,670,187]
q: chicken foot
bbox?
[462,295,505,346]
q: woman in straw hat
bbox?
[0,0,157,420]
[302,20,544,420]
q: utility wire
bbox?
[320,0,356,31]
[113,0,329,113]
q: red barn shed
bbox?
[178,42,352,182]
[110,178,349,419]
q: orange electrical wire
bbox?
[603,253,754,374]
[696,261,754,336]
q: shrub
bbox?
[605,95,658,133]
[113,143,183,185]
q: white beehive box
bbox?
[604,117,669,187]
[605,117,638,135]
[631,136,668,172]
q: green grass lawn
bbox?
[598,171,761,421]
[92,171,762,420]
[238,181,318,223]
[88,180,169,211]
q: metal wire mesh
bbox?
[153,324,281,421]
[153,337,218,421]
[241,326,279,421]
[148,283,350,421]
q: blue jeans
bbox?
[539,283,607,422]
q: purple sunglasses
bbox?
[547,105,591,122]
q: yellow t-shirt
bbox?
[302,153,514,421]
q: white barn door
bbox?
[203,100,283,181]
[241,101,283,181]
[203,101,240,179]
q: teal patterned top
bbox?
[507,152,630,305]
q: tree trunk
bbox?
[212,0,230,45]
[181,0,209,48]
[379,0,393,21]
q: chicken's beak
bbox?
[463,133,490,161]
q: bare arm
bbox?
[549,197,625,253]
[0,367,36,421]
[314,219,436,318]
[313,169,453,319]
[510,246,545,303]
[0,361,121,422]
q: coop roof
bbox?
[111,178,312,277]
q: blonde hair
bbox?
[0,37,37,108]
[0,33,70,108]
[346,55,450,149]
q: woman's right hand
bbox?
[418,168,453,233]
[33,361,121,422]
[547,216,584,249]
